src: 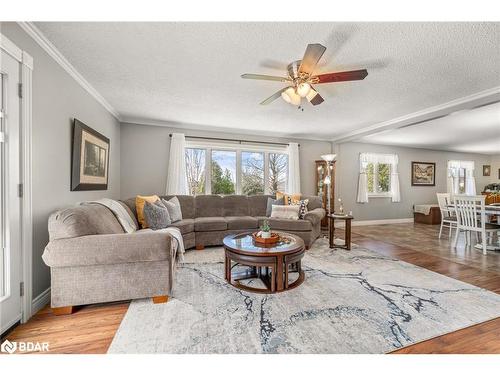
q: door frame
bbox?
[0,33,33,324]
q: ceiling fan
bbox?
[241,43,368,107]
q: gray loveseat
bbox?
[43,194,324,314]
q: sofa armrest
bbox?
[304,208,326,226]
[42,231,173,268]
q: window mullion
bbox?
[236,150,242,195]
[264,152,270,195]
[206,148,212,194]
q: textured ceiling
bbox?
[360,102,500,154]
[35,22,500,143]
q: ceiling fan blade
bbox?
[312,69,368,84]
[306,87,324,106]
[241,74,290,82]
[260,87,288,105]
[299,43,327,75]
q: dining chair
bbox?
[436,193,457,239]
[452,195,499,255]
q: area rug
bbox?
[108,237,500,353]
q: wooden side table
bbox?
[328,214,353,250]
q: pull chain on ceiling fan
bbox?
[241,43,368,107]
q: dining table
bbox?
[445,203,500,251]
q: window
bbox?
[211,150,236,194]
[357,153,400,203]
[185,144,288,195]
[185,148,206,195]
[268,153,288,194]
[366,162,391,196]
[448,160,475,195]
[241,152,264,195]
[457,168,466,194]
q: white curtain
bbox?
[287,142,301,194]
[390,155,401,203]
[166,133,188,195]
[357,153,400,203]
[465,169,476,195]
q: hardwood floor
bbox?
[3,222,499,354]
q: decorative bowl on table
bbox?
[252,231,280,245]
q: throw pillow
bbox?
[136,195,160,229]
[143,200,171,230]
[276,191,302,205]
[296,199,309,219]
[161,196,183,223]
[270,204,300,220]
[266,197,284,217]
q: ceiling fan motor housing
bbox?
[287,60,309,83]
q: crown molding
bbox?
[17,22,121,121]
[331,86,500,143]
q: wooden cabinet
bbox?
[315,160,335,227]
[482,192,500,205]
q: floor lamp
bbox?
[321,154,336,230]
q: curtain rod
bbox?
[169,134,299,147]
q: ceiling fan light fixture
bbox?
[282,86,301,106]
[297,82,311,97]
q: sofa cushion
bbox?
[168,218,194,234]
[223,195,250,216]
[160,195,195,219]
[48,204,125,241]
[303,195,323,210]
[266,197,284,216]
[120,198,138,220]
[117,200,139,229]
[271,205,300,220]
[136,195,161,228]
[226,216,258,230]
[195,195,224,217]
[144,200,171,230]
[268,218,312,231]
[162,196,183,222]
[194,216,227,231]
[248,195,273,217]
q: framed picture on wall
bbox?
[71,118,110,191]
[483,165,491,176]
[411,161,436,186]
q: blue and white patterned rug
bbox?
[108,238,500,353]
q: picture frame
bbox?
[483,165,491,176]
[411,161,435,186]
[71,118,110,191]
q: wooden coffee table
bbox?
[223,232,305,294]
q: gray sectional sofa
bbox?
[42,194,325,314]
[122,194,325,250]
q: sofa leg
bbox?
[52,306,73,315]
[305,246,310,250]
[195,244,205,250]
[152,295,169,304]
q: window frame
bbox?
[185,140,289,195]
[366,161,392,198]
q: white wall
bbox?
[120,122,331,199]
[490,154,500,184]
[1,23,121,299]
[334,142,492,221]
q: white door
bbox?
[0,49,22,335]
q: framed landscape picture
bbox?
[71,118,110,191]
[411,161,435,186]
[483,165,491,176]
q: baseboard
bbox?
[31,288,51,315]
[336,218,414,227]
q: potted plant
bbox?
[260,219,271,238]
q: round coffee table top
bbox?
[223,232,304,257]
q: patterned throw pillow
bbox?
[161,196,183,223]
[266,197,284,217]
[143,200,171,230]
[297,199,309,219]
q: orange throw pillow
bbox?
[136,195,160,228]
[276,191,301,205]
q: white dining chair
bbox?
[436,193,457,239]
[452,195,498,255]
